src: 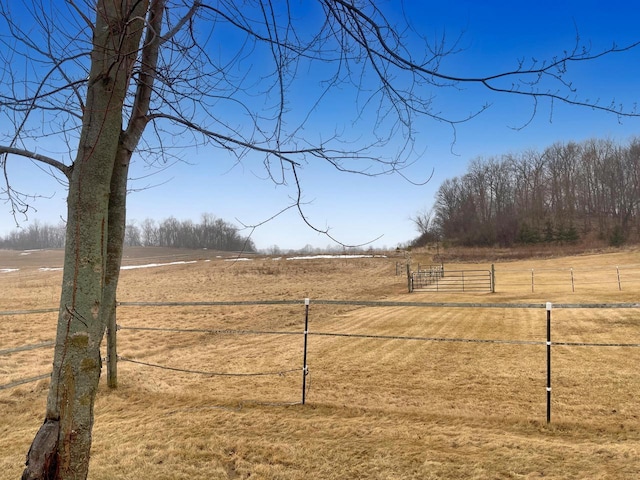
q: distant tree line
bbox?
[0,221,66,250]
[414,138,640,247]
[0,214,255,252]
[127,214,255,251]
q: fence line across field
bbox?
[118,300,640,308]
[519,266,630,293]
[2,300,640,424]
[5,299,639,315]
[400,263,640,293]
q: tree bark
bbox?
[22,2,149,478]
[105,146,133,388]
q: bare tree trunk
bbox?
[22,2,148,478]
[104,147,132,389]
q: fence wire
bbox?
[2,300,640,391]
[0,341,54,356]
[305,331,640,347]
[0,373,51,391]
[0,308,58,316]
[119,357,300,377]
[118,326,300,336]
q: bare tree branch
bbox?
[0,146,71,176]
[122,0,165,152]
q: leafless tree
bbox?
[0,220,66,249]
[1,1,639,478]
[429,137,640,246]
[411,208,434,235]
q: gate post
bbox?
[107,301,118,388]
[491,264,496,293]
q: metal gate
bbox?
[411,269,493,293]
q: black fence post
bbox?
[546,302,552,424]
[302,298,310,405]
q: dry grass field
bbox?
[1,246,639,479]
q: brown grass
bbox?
[1,246,640,479]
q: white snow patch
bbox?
[32,260,199,273]
[120,260,197,270]
[1,268,19,273]
[224,257,253,262]
[286,254,387,261]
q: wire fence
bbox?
[400,263,640,294]
[494,264,640,293]
[2,300,640,422]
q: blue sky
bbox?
[2,1,640,250]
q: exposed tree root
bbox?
[22,419,59,480]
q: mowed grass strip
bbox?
[0,247,639,479]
